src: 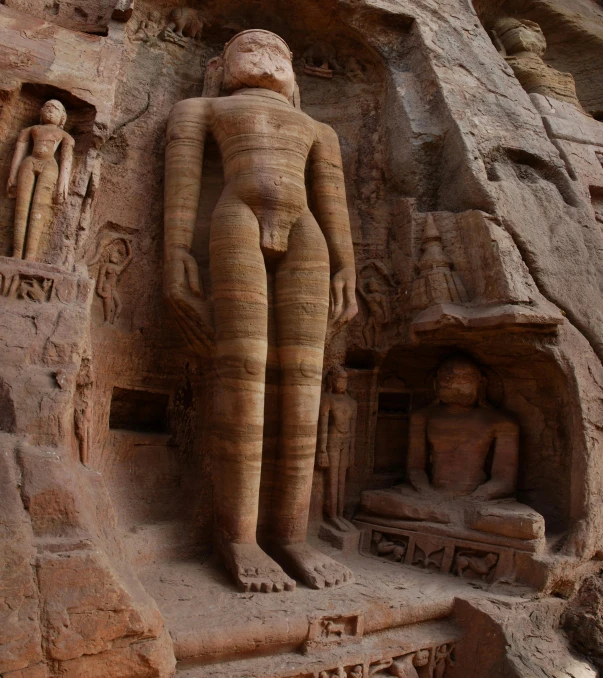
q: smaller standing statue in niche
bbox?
[7,100,74,261]
[317,366,358,533]
[492,17,583,111]
[74,353,94,465]
[94,238,133,324]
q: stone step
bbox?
[173,619,460,677]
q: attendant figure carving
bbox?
[94,238,133,324]
[361,355,545,543]
[7,100,74,261]
[317,367,357,532]
[164,30,358,592]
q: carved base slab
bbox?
[318,523,361,553]
[355,519,541,585]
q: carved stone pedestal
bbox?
[354,517,544,586]
[319,523,361,554]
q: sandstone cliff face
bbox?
[1,0,603,676]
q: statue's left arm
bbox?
[310,122,358,332]
[57,132,75,203]
[471,417,519,501]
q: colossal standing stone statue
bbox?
[164,29,358,592]
[7,99,74,261]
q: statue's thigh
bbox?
[34,164,59,202]
[210,197,267,341]
[275,212,329,346]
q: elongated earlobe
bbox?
[203,56,224,97]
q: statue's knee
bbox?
[289,356,322,383]
[217,352,266,381]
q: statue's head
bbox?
[494,17,546,57]
[436,355,484,408]
[373,531,383,543]
[222,29,295,100]
[41,100,67,128]
[413,649,430,667]
[328,365,348,394]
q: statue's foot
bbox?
[220,542,296,593]
[272,542,354,589]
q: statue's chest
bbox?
[212,102,315,150]
[427,415,493,451]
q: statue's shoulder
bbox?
[169,97,213,117]
[483,406,519,430]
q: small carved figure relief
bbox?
[412,543,444,571]
[317,367,358,533]
[7,100,74,261]
[492,18,583,111]
[361,355,545,543]
[433,644,454,678]
[372,531,406,562]
[454,550,498,580]
[90,237,133,324]
[132,10,161,44]
[74,352,94,465]
[161,7,203,46]
[357,260,395,349]
[322,620,345,639]
[387,649,430,677]
[164,29,357,593]
[348,667,363,678]
[411,214,469,311]
[302,42,342,79]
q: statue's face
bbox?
[331,373,347,394]
[503,23,546,56]
[223,32,295,99]
[41,101,65,127]
[437,362,481,407]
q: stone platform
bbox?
[139,535,534,676]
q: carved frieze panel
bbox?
[356,521,517,583]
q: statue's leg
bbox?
[270,211,353,588]
[325,442,341,529]
[24,162,58,261]
[13,159,36,259]
[336,441,353,530]
[210,196,295,593]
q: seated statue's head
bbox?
[328,365,348,395]
[41,100,67,128]
[494,17,546,57]
[436,355,485,409]
[222,30,295,100]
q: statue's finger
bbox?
[184,254,202,296]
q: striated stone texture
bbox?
[2,0,603,676]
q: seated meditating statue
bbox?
[361,356,545,542]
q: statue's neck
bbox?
[231,88,292,106]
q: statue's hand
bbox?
[316,448,329,469]
[7,176,17,199]
[164,246,214,353]
[469,480,511,502]
[56,175,71,204]
[328,267,358,339]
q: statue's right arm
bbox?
[164,98,210,261]
[164,98,214,351]
[407,409,431,491]
[7,127,31,197]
